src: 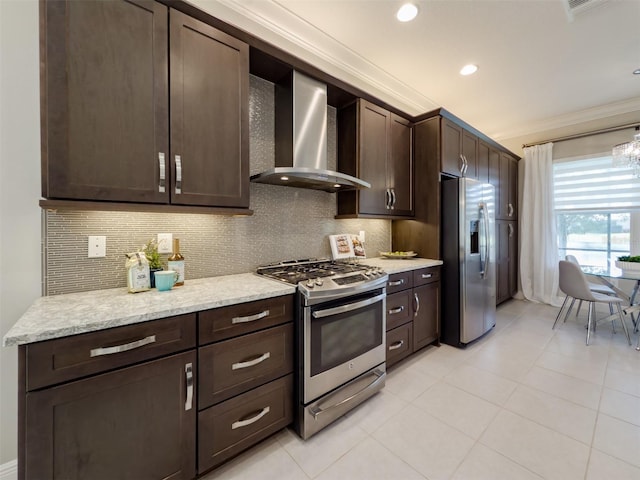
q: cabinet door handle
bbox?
[185,362,193,411]
[232,310,270,324]
[175,155,182,194]
[421,273,432,279]
[388,340,404,351]
[463,155,469,175]
[89,335,156,357]
[232,352,270,370]
[388,306,404,315]
[508,224,514,237]
[232,406,270,430]
[508,203,514,217]
[158,152,166,193]
[390,188,396,209]
[385,189,391,209]
[413,292,420,316]
[388,279,405,287]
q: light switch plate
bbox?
[157,233,173,254]
[88,236,106,258]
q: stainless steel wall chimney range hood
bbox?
[250,71,370,193]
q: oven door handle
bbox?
[312,293,386,319]
[309,369,385,419]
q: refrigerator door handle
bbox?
[479,203,490,278]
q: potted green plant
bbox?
[143,238,163,288]
[615,255,640,273]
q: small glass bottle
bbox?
[168,238,185,286]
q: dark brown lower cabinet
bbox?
[413,282,440,351]
[386,322,413,367]
[198,374,293,473]
[25,350,196,480]
[384,267,441,368]
[496,220,518,304]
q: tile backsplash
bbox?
[44,75,391,295]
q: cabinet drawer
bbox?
[413,266,440,286]
[26,314,197,391]
[199,295,294,345]
[386,323,413,368]
[198,374,293,473]
[386,271,413,294]
[386,290,412,330]
[199,323,293,408]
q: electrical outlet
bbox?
[88,236,106,258]
[157,233,173,254]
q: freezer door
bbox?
[461,179,487,343]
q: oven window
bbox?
[310,296,383,376]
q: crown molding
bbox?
[193,0,438,115]
[494,97,640,143]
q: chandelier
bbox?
[612,127,640,175]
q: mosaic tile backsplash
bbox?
[44,76,391,295]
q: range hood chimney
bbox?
[250,71,370,193]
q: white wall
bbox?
[0,0,41,465]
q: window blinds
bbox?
[554,155,640,211]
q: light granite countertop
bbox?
[3,257,442,347]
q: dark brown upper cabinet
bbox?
[490,150,518,220]
[441,118,478,179]
[41,1,249,210]
[337,99,413,218]
[169,10,249,208]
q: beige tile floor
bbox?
[204,299,640,479]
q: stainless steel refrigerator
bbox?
[441,177,496,347]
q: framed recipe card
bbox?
[329,234,354,259]
[329,234,366,259]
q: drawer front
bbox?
[199,295,294,345]
[386,271,413,294]
[26,314,197,391]
[386,290,412,330]
[413,266,440,287]
[198,374,293,473]
[386,323,413,368]
[199,323,293,408]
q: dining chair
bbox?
[557,255,617,326]
[554,260,631,346]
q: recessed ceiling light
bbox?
[633,68,640,75]
[396,3,418,22]
[280,176,289,181]
[460,64,478,76]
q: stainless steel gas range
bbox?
[257,259,388,439]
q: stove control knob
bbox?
[315,278,323,286]
[306,279,315,288]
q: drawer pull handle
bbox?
[232,406,270,430]
[389,340,404,351]
[185,363,193,411]
[421,273,433,279]
[89,335,156,357]
[388,279,405,287]
[388,306,404,315]
[232,352,270,370]
[232,310,270,324]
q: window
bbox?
[554,155,640,274]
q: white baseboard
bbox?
[0,459,17,480]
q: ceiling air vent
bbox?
[563,0,609,22]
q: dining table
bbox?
[582,265,640,350]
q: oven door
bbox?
[303,289,386,403]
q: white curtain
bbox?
[519,143,563,306]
